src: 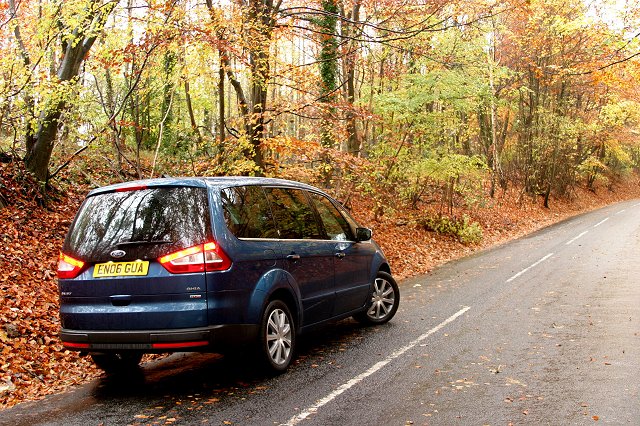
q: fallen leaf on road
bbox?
[134,414,150,419]
[507,377,527,387]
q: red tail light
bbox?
[57,253,86,279]
[158,242,231,274]
[115,184,147,192]
[62,341,90,349]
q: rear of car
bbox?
[58,180,232,362]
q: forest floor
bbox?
[1,159,640,410]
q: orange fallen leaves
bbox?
[0,162,100,409]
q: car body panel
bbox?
[278,239,336,326]
[332,240,374,316]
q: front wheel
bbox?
[259,300,296,373]
[354,271,400,325]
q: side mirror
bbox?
[355,227,372,242]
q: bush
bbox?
[417,214,483,244]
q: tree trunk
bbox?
[341,1,362,155]
[184,80,203,147]
[487,41,500,198]
[104,68,124,171]
[160,51,176,149]
[24,0,116,182]
[317,0,339,148]
[218,58,226,143]
[26,106,64,182]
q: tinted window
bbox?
[222,186,278,239]
[63,187,210,261]
[336,203,359,235]
[309,192,354,241]
[266,188,322,240]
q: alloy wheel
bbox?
[367,277,396,320]
[266,308,292,366]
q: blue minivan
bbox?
[57,177,399,372]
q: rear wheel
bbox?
[259,300,295,373]
[91,352,143,374]
[354,271,399,325]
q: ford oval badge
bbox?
[110,249,126,258]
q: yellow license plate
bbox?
[93,261,149,278]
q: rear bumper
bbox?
[60,324,259,352]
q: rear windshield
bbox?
[63,187,211,262]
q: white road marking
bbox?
[615,209,626,215]
[281,306,472,426]
[634,202,640,207]
[593,218,609,227]
[566,231,588,245]
[506,253,554,283]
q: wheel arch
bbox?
[378,262,392,276]
[369,249,392,282]
[268,288,299,332]
[246,268,302,327]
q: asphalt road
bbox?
[3,199,639,425]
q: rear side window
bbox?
[308,192,354,241]
[266,188,323,240]
[221,186,278,239]
[63,187,210,261]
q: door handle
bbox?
[335,252,346,259]
[286,254,301,261]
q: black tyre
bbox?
[354,271,400,325]
[91,352,143,374]
[259,300,295,373]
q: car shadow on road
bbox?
[90,318,372,402]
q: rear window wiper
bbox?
[116,240,173,247]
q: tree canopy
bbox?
[1,0,639,205]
